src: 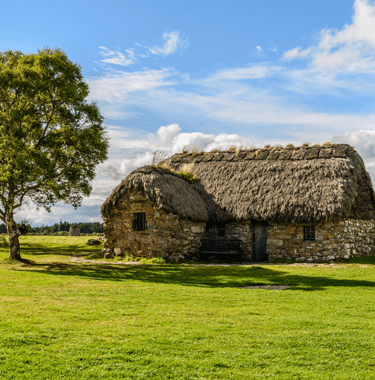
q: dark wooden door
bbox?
[252,223,268,262]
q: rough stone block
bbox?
[255,150,269,160]
[267,151,279,160]
[113,247,123,256]
[191,226,202,233]
[319,147,332,158]
[278,150,292,160]
[305,147,320,159]
[291,149,307,160]
[268,255,278,262]
[202,153,214,162]
[244,151,257,160]
[87,239,102,245]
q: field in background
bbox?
[0,236,375,379]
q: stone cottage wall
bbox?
[224,221,252,259]
[203,220,252,259]
[267,219,375,262]
[102,189,206,260]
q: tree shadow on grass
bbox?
[15,261,375,291]
[18,242,102,257]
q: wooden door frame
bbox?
[251,222,268,262]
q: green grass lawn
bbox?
[1,236,375,379]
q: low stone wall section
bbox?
[267,219,375,262]
[225,221,252,259]
[102,189,205,260]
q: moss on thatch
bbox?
[101,166,208,221]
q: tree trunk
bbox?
[6,216,21,260]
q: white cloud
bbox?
[282,47,311,61]
[147,31,187,56]
[282,0,375,72]
[331,129,375,180]
[87,68,177,107]
[332,129,375,159]
[256,46,262,52]
[208,65,281,80]
[99,46,136,66]
[88,65,375,135]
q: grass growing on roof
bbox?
[1,236,375,379]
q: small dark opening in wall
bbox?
[304,226,315,241]
[215,222,225,238]
[206,220,214,232]
[132,213,146,231]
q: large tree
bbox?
[0,47,109,260]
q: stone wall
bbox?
[203,220,252,259]
[102,188,375,263]
[267,219,375,262]
[102,189,206,260]
[224,221,252,259]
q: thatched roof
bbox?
[101,166,209,221]
[102,144,375,223]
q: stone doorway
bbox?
[252,223,268,262]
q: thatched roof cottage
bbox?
[101,143,375,262]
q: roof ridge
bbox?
[168,143,355,163]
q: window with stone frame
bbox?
[132,212,147,231]
[304,226,315,241]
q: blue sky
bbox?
[2,0,375,225]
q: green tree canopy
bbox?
[0,47,109,259]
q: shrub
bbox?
[191,146,201,157]
[182,145,190,156]
[178,171,199,183]
[0,234,9,247]
[17,219,31,235]
[56,231,69,236]
[235,146,243,156]
[157,162,174,173]
[152,150,168,165]
[178,163,199,183]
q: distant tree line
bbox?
[0,220,103,236]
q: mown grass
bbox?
[1,236,375,379]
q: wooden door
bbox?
[252,223,268,262]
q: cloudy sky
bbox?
[2,0,375,225]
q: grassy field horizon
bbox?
[1,236,375,379]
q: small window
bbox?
[215,223,225,238]
[205,220,214,232]
[304,226,315,241]
[132,213,146,231]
